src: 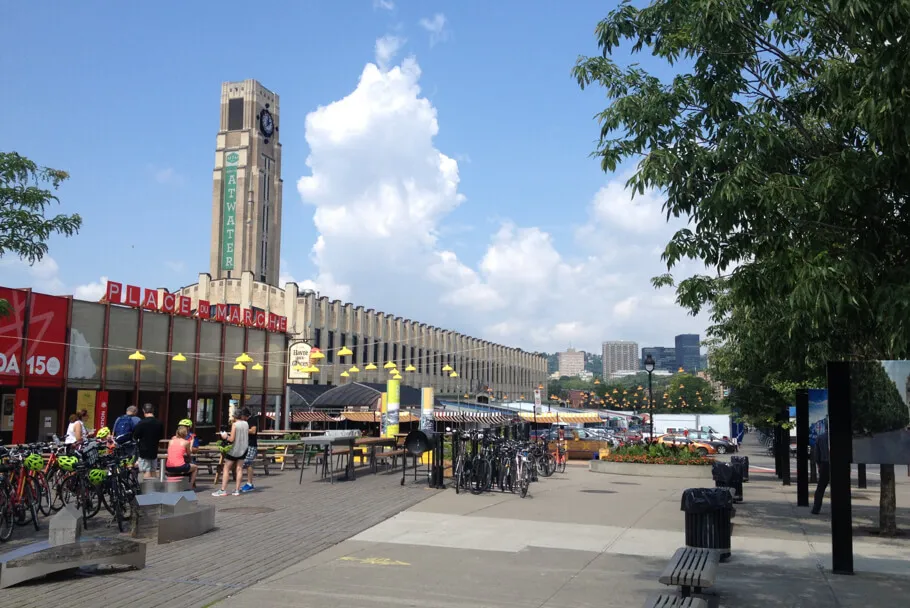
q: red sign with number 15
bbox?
[0,288,70,388]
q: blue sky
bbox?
[0,1,707,353]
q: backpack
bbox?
[113,415,137,439]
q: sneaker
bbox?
[232,490,241,496]
[240,483,254,493]
[212,489,227,497]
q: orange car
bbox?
[656,434,717,456]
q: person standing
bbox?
[213,412,249,497]
[811,426,830,514]
[240,408,258,493]
[64,411,85,444]
[113,405,141,442]
[132,404,164,480]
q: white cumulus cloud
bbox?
[293,38,709,353]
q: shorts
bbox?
[224,449,248,462]
[166,463,191,475]
[243,447,258,468]
[138,458,157,473]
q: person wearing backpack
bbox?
[113,405,141,441]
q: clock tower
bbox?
[209,79,283,286]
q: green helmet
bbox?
[57,455,79,472]
[217,441,233,454]
[24,453,45,472]
[88,468,107,485]
[178,418,193,428]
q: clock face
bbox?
[259,110,274,137]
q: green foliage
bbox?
[608,442,713,465]
[1,152,82,264]
[850,362,910,436]
[0,152,82,318]
[575,0,910,530]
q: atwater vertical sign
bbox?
[221,150,240,270]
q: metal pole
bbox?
[647,370,654,443]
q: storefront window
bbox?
[139,311,168,389]
[222,325,244,391]
[267,334,286,394]
[68,301,105,387]
[198,321,221,392]
[106,307,139,390]
[196,397,215,426]
[246,329,266,392]
[170,317,196,391]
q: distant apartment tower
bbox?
[557,348,585,377]
[675,333,701,372]
[641,346,676,371]
[602,341,639,377]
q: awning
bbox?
[311,382,436,409]
[518,412,603,424]
[340,411,418,423]
[266,411,340,423]
[434,411,517,425]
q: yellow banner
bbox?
[77,390,96,430]
[386,379,400,438]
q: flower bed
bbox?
[600,444,713,466]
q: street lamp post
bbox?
[644,354,656,443]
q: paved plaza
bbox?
[1,438,908,607]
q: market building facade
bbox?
[176,271,549,402]
[0,284,288,445]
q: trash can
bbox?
[712,461,743,502]
[681,488,734,560]
[731,455,749,482]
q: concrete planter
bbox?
[589,459,714,479]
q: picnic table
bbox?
[300,435,358,484]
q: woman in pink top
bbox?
[165,425,198,488]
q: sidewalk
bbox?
[218,438,909,607]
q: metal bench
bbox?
[644,595,708,608]
[659,547,719,598]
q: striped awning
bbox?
[519,412,603,424]
[434,411,516,425]
[340,411,418,423]
[266,411,341,423]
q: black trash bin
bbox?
[681,488,734,560]
[712,461,744,502]
[731,455,750,482]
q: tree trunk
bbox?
[879,464,898,536]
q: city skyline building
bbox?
[602,341,639,378]
[675,333,701,372]
[210,79,283,286]
[557,347,585,378]
[641,346,676,371]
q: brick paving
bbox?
[0,465,435,608]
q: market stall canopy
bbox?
[339,411,418,423]
[311,382,437,409]
[518,412,603,424]
[265,411,341,423]
[435,411,517,425]
[246,384,334,408]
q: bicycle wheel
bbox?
[453,455,465,494]
[24,477,40,531]
[0,488,13,542]
[537,453,556,478]
[109,478,127,533]
[518,462,530,498]
[469,457,488,495]
[557,454,567,474]
[34,473,53,517]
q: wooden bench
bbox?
[644,595,708,608]
[658,547,719,598]
[374,449,407,472]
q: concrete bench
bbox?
[132,492,215,544]
[659,547,719,598]
[644,595,708,608]
[0,506,145,589]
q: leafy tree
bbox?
[574,0,910,534]
[0,152,82,317]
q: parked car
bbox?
[656,434,718,456]
[685,430,737,454]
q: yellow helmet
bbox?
[95,427,111,439]
[178,418,193,428]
